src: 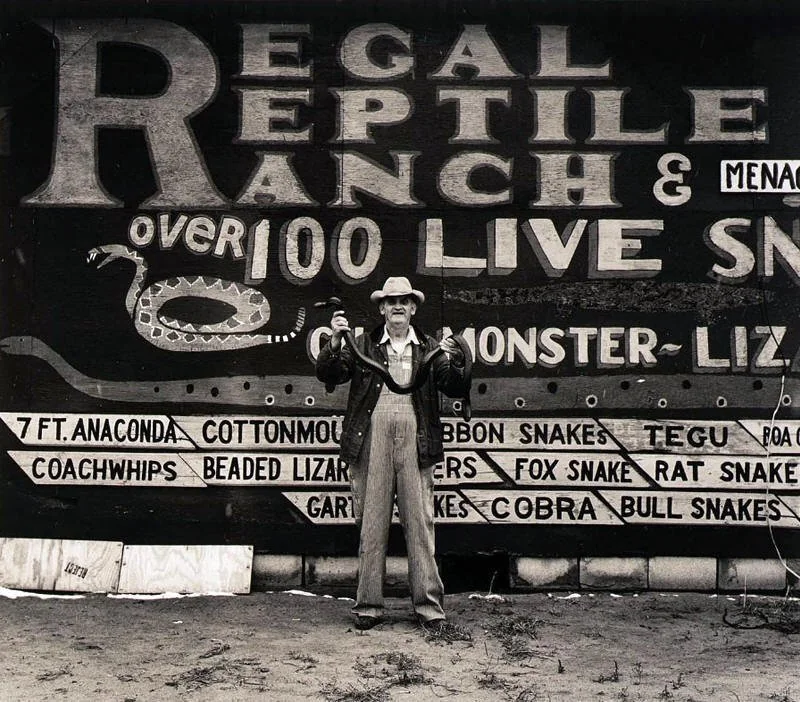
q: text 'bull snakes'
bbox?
[87,245,305,352]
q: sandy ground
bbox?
[1,588,799,702]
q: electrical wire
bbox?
[759,275,800,587]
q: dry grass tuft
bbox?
[36,665,72,682]
[489,614,543,640]
[768,688,798,702]
[198,640,230,659]
[320,681,390,702]
[487,615,546,661]
[166,657,270,692]
[354,651,431,686]
[594,661,621,684]
[422,620,473,644]
[476,669,513,691]
[288,649,318,664]
[723,597,800,634]
[168,662,231,690]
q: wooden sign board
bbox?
[0,413,195,449]
[487,450,650,488]
[739,420,800,454]
[442,418,614,450]
[189,452,347,486]
[117,545,253,594]
[433,452,505,485]
[631,453,800,490]
[599,419,765,455]
[461,490,622,525]
[9,450,205,487]
[174,415,343,450]
[0,537,123,593]
[190,450,504,486]
[598,490,800,527]
[283,490,487,524]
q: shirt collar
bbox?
[380,325,419,346]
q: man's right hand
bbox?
[330,310,350,351]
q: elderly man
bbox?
[315,276,468,631]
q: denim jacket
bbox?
[315,324,467,468]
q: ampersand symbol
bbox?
[653,152,692,206]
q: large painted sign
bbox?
[2,1,800,553]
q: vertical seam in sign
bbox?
[113,543,128,595]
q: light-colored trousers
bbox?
[349,397,445,623]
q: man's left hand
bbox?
[439,336,465,368]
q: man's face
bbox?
[379,295,417,328]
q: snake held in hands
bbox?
[87,245,305,352]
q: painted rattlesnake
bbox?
[87,245,305,351]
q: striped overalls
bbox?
[349,335,445,622]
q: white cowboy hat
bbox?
[369,276,425,304]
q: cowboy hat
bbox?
[369,276,425,304]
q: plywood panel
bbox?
[117,545,253,594]
[0,538,123,592]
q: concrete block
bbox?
[786,560,800,591]
[647,557,717,591]
[718,558,787,592]
[305,556,408,590]
[251,554,303,590]
[305,556,359,587]
[511,557,579,590]
[580,557,647,590]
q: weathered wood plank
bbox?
[117,544,253,594]
[0,537,123,592]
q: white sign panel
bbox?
[0,413,195,449]
[9,451,205,487]
[488,451,649,487]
